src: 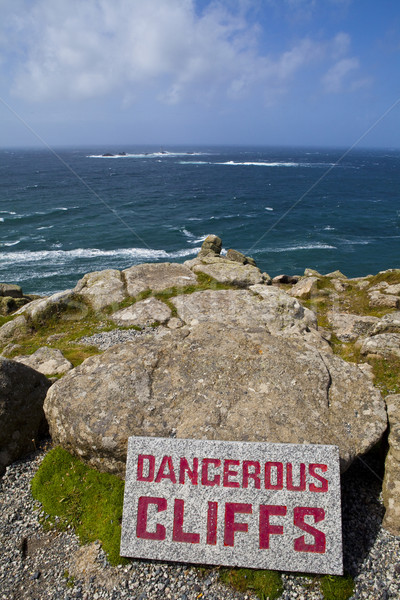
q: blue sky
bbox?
[0,0,399,148]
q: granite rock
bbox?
[288,277,319,299]
[0,315,29,347]
[359,333,400,360]
[0,283,23,298]
[368,291,400,309]
[74,269,126,310]
[272,274,299,284]
[15,290,80,323]
[382,394,400,535]
[192,260,264,287]
[0,356,51,474]
[372,312,400,335]
[197,234,222,257]
[327,312,380,342]
[14,346,73,375]
[44,322,387,477]
[111,298,172,327]
[123,263,197,297]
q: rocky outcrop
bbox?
[371,312,400,335]
[191,258,265,287]
[288,277,319,299]
[14,347,73,375]
[44,323,387,477]
[15,290,80,323]
[197,234,222,257]
[0,357,51,474]
[0,283,23,298]
[225,248,256,267]
[0,315,29,347]
[123,263,197,297]
[368,291,400,309]
[359,334,400,360]
[111,298,171,327]
[327,312,380,342]
[382,395,400,535]
[74,269,126,310]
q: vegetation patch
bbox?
[219,567,283,600]
[320,573,355,600]
[31,446,127,566]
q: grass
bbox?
[219,567,283,600]
[320,574,355,600]
[31,446,127,566]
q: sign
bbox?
[120,437,343,575]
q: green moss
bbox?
[320,574,354,600]
[31,447,128,566]
[367,270,400,286]
[369,356,400,396]
[219,568,283,600]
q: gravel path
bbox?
[1,442,399,600]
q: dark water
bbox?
[0,146,399,295]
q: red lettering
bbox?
[309,464,329,492]
[136,496,167,540]
[155,456,177,483]
[223,459,240,488]
[242,460,261,489]
[259,504,287,549]
[172,499,200,544]
[179,457,198,485]
[206,501,218,545]
[264,462,283,490]
[294,507,326,553]
[201,458,221,486]
[286,463,306,491]
[224,502,252,546]
[137,454,155,482]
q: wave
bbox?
[0,240,20,247]
[0,246,200,264]
[0,210,16,215]
[265,207,274,211]
[179,161,337,168]
[88,151,209,159]
[252,243,337,254]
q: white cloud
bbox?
[322,57,360,92]
[0,0,364,107]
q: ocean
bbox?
[0,146,399,296]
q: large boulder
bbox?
[327,312,380,342]
[14,346,73,375]
[122,263,197,297]
[0,315,29,348]
[111,298,171,327]
[74,269,126,310]
[0,357,51,474]
[359,333,400,360]
[15,290,81,323]
[191,259,264,287]
[44,323,387,477]
[382,394,400,535]
[197,234,222,257]
[288,277,319,299]
[0,283,23,298]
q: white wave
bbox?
[0,217,3,222]
[0,210,16,215]
[37,225,54,230]
[323,226,335,231]
[253,243,337,254]
[178,161,209,165]
[216,161,300,167]
[189,235,208,245]
[265,207,274,211]
[0,240,20,247]
[182,228,195,239]
[88,151,209,159]
[0,246,199,264]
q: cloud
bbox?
[1,0,364,107]
[322,57,360,92]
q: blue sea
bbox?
[0,146,399,296]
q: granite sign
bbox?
[120,437,343,575]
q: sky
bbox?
[0,0,399,149]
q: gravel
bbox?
[1,442,399,600]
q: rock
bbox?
[0,283,23,298]
[331,279,350,293]
[170,287,317,333]
[359,333,400,360]
[167,317,184,329]
[14,346,73,375]
[384,283,400,296]
[74,269,126,310]
[272,274,299,284]
[16,290,81,323]
[192,260,264,287]
[327,312,380,342]
[44,323,387,477]
[356,280,371,290]
[382,394,400,535]
[123,263,197,297]
[288,277,319,299]
[0,357,51,474]
[0,296,30,315]
[197,234,222,257]
[325,270,347,279]
[111,298,171,327]
[304,268,322,278]
[368,291,400,309]
[372,312,400,335]
[0,316,29,347]
[225,248,256,267]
